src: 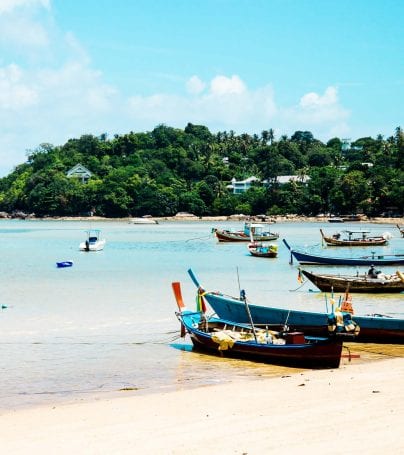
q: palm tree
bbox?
[296,166,309,183]
[261,130,269,145]
[268,128,275,145]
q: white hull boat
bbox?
[79,230,106,251]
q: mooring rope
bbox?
[289,279,309,292]
[185,234,213,242]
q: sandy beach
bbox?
[1,357,403,454]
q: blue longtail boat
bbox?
[187,269,404,344]
[283,239,404,266]
[172,281,345,369]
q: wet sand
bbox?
[1,356,403,454]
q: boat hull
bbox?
[283,239,404,266]
[204,292,404,344]
[301,270,404,293]
[249,250,278,258]
[79,240,106,251]
[215,229,279,242]
[79,229,106,251]
[322,236,387,246]
[248,243,278,258]
[290,250,404,266]
[328,218,344,223]
[320,229,388,246]
[180,311,342,369]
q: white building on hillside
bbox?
[66,164,93,183]
[228,176,260,194]
[228,175,310,194]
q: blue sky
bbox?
[0,0,403,176]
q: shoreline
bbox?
[1,356,403,453]
[2,214,403,225]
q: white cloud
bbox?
[300,86,338,108]
[280,86,350,138]
[0,0,51,52]
[0,63,38,108]
[0,57,120,174]
[210,75,246,95]
[0,16,49,48]
[127,78,277,133]
[186,75,205,95]
[0,0,50,15]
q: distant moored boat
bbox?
[79,230,106,251]
[129,217,158,224]
[213,222,279,242]
[301,269,404,293]
[320,229,389,246]
[282,239,404,266]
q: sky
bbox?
[0,0,403,176]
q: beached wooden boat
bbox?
[248,242,278,258]
[320,229,389,246]
[129,217,158,224]
[328,216,344,223]
[213,222,279,242]
[341,214,365,222]
[397,224,404,238]
[172,281,344,369]
[187,269,404,343]
[301,269,404,293]
[283,239,404,266]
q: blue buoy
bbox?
[56,261,73,268]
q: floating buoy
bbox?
[56,261,73,268]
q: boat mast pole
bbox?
[240,289,258,343]
[236,267,258,342]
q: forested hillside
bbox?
[0,124,403,218]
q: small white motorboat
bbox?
[79,230,106,251]
[128,217,158,225]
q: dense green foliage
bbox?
[0,124,403,217]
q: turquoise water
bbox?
[0,219,403,410]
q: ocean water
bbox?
[0,219,403,410]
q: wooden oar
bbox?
[172,281,186,337]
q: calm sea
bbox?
[0,219,403,410]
